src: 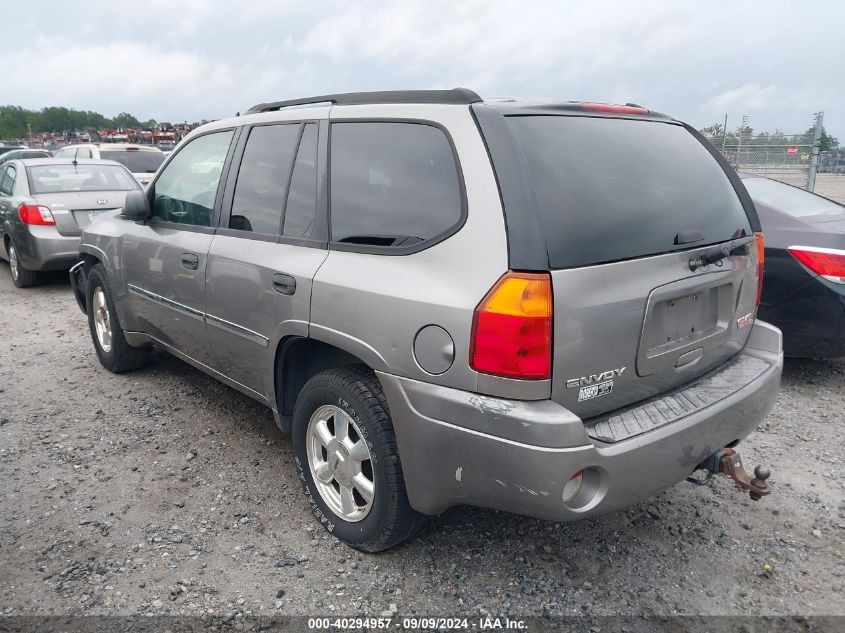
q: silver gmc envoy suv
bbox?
[71,89,783,551]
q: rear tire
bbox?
[86,264,150,373]
[8,241,39,288]
[292,366,426,552]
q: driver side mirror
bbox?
[122,189,151,222]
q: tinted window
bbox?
[5,150,50,161]
[0,166,14,195]
[505,116,751,268]
[283,124,318,238]
[101,149,165,174]
[743,177,845,220]
[152,130,233,226]
[229,124,300,234]
[330,122,462,248]
[28,164,137,193]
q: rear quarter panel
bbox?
[310,104,508,392]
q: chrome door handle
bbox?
[181,253,199,270]
[272,273,296,296]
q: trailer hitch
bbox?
[687,448,771,500]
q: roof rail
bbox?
[246,87,481,114]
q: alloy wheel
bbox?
[92,287,113,353]
[306,404,375,522]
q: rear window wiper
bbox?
[689,234,756,271]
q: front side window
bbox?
[229,124,300,234]
[329,122,463,249]
[152,130,233,226]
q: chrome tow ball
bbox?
[687,447,771,500]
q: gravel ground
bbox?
[0,265,843,619]
[814,174,845,204]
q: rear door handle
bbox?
[181,253,199,270]
[272,273,296,296]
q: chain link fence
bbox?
[702,124,816,189]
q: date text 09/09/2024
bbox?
[307,616,528,630]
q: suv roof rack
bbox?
[246,87,482,114]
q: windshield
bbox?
[101,150,165,174]
[742,177,845,220]
[505,116,751,268]
[28,164,139,194]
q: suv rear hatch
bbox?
[475,105,762,421]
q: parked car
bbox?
[0,159,142,287]
[0,144,27,158]
[70,89,783,551]
[0,149,52,165]
[741,175,845,357]
[53,143,165,186]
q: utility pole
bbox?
[27,123,32,147]
[735,115,749,169]
[807,111,823,192]
[721,113,728,152]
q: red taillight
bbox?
[755,232,765,307]
[18,204,56,225]
[470,272,553,380]
[788,246,845,283]
[580,102,649,115]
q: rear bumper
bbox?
[15,228,80,272]
[759,278,845,358]
[378,321,783,521]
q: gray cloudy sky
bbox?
[7,0,845,137]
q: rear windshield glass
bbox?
[101,150,165,174]
[505,116,751,268]
[28,164,138,194]
[742,177,845,220]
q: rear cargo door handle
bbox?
[181,253,199,270]
[272,273,296,296]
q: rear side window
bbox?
[283,124,318,238]
[505,116,751,268]
[329,122,463,249]
[229,124,300,234]
[0,165,15,195]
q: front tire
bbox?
[292,366,425,552]
[8,241,39,288]
[86,264,150,373]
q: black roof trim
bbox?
[246,88,482,113]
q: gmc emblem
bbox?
[737,313,754,330]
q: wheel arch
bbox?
[274,336,375,433]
